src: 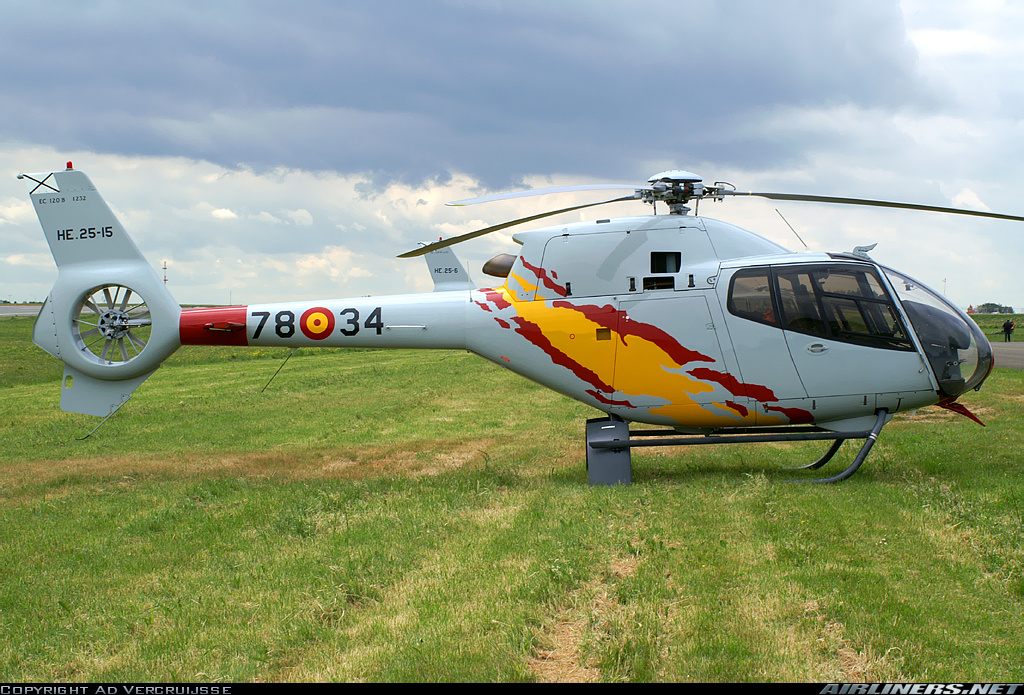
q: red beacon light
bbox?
[66,161,73,170]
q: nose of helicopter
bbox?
[883,267,994,398]
[926,310,993,397]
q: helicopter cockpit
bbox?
[725,258,993,404]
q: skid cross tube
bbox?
[585,410,890,484]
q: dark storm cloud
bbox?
[1,1,934,187]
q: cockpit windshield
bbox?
[883,267,993,397]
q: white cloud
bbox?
[252,211,282,224]
[0,197,33,225]
[285,209,313,226]
[952,189,991,211]
[1,252,51,266]
[909,29,1003,57]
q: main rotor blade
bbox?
[398,195,637,258]
[447,184,645,207]
[719,190,1024,222]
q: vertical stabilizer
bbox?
[21,166,149,267]
[423,245,474,291]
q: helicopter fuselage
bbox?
[180,214,993,433]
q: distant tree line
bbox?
[974,302,1015,314]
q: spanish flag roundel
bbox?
[300,307,335,340]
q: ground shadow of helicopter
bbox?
[20,166,1019,485]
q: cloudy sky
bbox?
[2,0,1023,311]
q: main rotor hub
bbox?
[641,170,705,214]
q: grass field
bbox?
[1,314,1022,682]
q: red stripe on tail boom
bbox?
[180,306,249,346]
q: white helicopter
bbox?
[20,164,1018,484]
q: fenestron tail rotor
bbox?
[73,284,153,365]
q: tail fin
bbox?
[423,245,474,292]
[20,164,181,416]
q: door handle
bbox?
[806,343,829,354]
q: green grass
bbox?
[0,314,62,388]
[1,316,1022,682]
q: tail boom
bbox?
[179,293,469,350]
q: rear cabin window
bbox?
[727,268,777,326]
[729,265,914,350]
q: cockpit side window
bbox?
[778,265,914,350]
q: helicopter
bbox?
[19,164,1019,485]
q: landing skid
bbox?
[585,410,889,485]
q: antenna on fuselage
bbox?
[261,348,298,393]
[775,209,808,250]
